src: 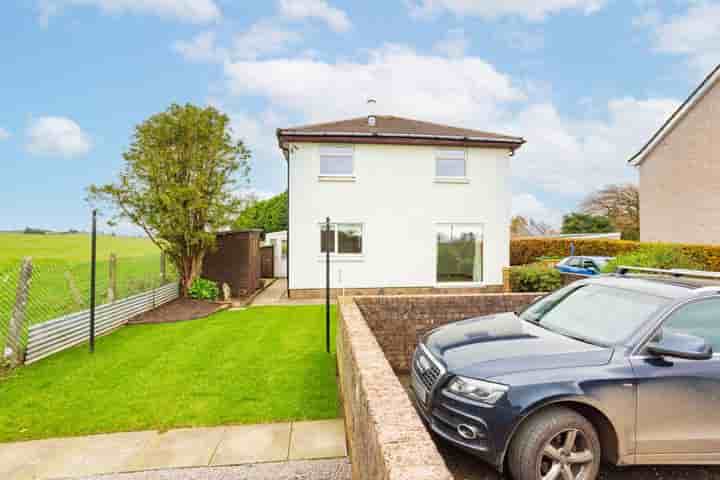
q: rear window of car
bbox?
[522,284,669,345]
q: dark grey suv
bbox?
[410,268,720,480]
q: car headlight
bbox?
[446,376,508,404]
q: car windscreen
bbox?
[520,284,669,345]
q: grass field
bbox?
[0,306,338,442]
[0,233,159,265]
[0,233,170,332]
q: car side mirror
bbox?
[647,331,713,360]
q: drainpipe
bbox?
[285,145,291,299]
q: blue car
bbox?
[410,267,720,480]
[556,256,612,275]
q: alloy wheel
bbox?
[538,428,594,480]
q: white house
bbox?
[276,114,525,297]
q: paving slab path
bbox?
[249,279,331,306]
[0,419,347,480]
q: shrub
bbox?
[602,245,702,273]
[510,238,640,265]
[511,238,720,271]
[188,278,219,300]
[510,265,562,292]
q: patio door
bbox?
[436,223,484,284]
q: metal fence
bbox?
[25,282,178,364]
[1,253,178,366]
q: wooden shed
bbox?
[202,230,262,297]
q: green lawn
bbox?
[0,306,338,442]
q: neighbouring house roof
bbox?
[629,63,720,166]
[276,115,525,151]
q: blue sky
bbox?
[1,0,718,232]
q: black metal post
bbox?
[90,209,97,353]
[325,217,331,354]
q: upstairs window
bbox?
[435,149,466,178]
[320,146,354,176]
[320,223,363,254]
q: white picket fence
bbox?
[25,282,179,364]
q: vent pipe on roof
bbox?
[367,98,377,127]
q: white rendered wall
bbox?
[288,143,512,290]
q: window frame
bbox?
[319,145,355,178]
[319,222,364,256]
[434,222,485,287]
[434,149,468,181]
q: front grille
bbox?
[413,347,443,393]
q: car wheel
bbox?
[508,407,601,480]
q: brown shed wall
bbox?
[202,230,262,297]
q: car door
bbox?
[631,297,720,463]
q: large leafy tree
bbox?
[89,104,251,295]
[561,212,613,234]
[234,191,288,233]
[580,183,639,240]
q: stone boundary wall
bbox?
[337,297,453,480]
[355,293,542,372]
[290,284,503,300]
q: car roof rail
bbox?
[615,265,720,280]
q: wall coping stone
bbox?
[337,296,453,480]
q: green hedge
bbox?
[509,265,562,292]
[510,238,720,271]
[602,245,702,272]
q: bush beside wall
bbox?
[509,265,562,292]
[511,238,720,271]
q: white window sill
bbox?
[434,176,470,184]
[319,175,356,183]
[317,254,365,263]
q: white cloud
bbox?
[506,97,678,194]
[278,0,351,32]
[38,0,221,26]
[224,44,524,124]
[0,128,10,141]
[233,21,302,60]
[407,0,606,21]
[639,1,720,74]
[512,193,563,226]
[174,22,302,64]
[223,45,677,200]
[173,31,225,63]
[26,116,92,158]
[432,28,468,58]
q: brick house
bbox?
[629,64,720,244]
